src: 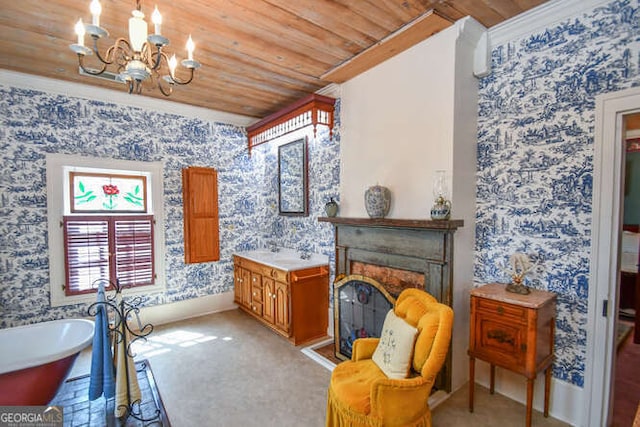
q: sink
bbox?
[234,248,328,271]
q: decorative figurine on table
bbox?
[504,253,535,295]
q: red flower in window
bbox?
[102,184,120,196]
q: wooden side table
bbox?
[468,283,556,427]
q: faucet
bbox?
[298,245,312,260]
[267,241,279,252]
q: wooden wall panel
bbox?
[182,166,220,264]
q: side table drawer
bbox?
[477,298,527,321]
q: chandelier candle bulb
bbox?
[168,55,177,79]
[186,35,194,61]
[75,19,85,47]
[90,0,101,26]
[151,6,162,35]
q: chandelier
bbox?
[69,0,201,96]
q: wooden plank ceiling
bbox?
[0,0,548,120]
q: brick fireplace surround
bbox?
[319,216,463,392]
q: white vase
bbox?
[364,185,391,218]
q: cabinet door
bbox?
[274,281,290,334]
[263,277,276,325]
[241,268,252,309]
[233,264,243,304]
[182,167,220,263]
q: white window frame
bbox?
[47,153,166,307]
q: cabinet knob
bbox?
[253,292,256,296]
[253,277,257,282]
[496,306,504,315]
[272,294,276,299]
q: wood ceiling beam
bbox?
[321,10,452,84]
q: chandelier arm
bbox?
[170,68,196,86]
[150,47,168,71]
[91,36,132,66]
[158,78,174,97]
[77,54,108,75]
[90,36,114,65]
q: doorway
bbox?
[611,112,640,426]
[586,87,640,427]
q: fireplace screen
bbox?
[334,275,395,360]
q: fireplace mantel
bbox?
[320,216,463,392]
[318,217,463,230]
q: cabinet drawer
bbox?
[263,267,287,283]
[250,302,263,316]
[477,298,526,321]
[234,256,288,283]
[252,285,263,303]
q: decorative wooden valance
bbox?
[246,94,336,154]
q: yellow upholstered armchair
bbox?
[326,288,454,427]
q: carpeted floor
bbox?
[68,309,573,426]
[51,360,169,426]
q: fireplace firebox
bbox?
[334,275,395,360]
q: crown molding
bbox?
[0,69,256,127]
[488,0,612,47]
[316,83,342,99]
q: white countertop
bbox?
[234,248,329,271]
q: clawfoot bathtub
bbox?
[0,318,94,405]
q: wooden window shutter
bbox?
[114,216,155,287]
[63,216,111,295]
[183,167,220,263]
[63,215,155,295]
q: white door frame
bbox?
[585,86,640,427]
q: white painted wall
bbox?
[339,28,457,219]
[339,20,482,392]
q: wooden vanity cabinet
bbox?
[233,255,328,345]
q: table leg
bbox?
[544,366,551,417]
[490,364,495,394]
[469,356,475,412]
[526,377,534,427]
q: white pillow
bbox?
[372,309,418,379]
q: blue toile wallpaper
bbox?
[476,0,639,386]
[0,85,340,328]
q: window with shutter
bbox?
[47,154,166,307]
[63,215,155,296]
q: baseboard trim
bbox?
[473,360,583,425]
[137,292,237,327]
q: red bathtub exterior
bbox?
[0,353,78,405]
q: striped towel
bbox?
[114,292,141,418]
